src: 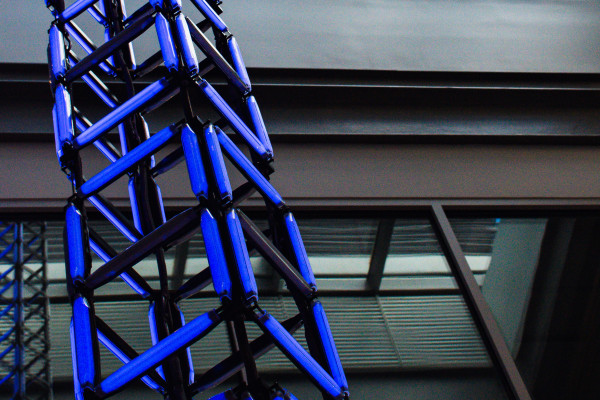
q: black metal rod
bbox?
[366,218,395,291]
[430,203,532,400]
[191,313,303,395]
[237,210,314,298]
[173,266,212,302]
[65,7,154,83]
[84,207,201,290]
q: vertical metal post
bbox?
[13,223,24,400]
[430,203,532,400]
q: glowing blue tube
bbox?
[227,36,251,90]
[70,321,84,400]
[89,239,150,297]
[201,209,232,301]
[87,5,106,25]
[148,303,165,380]
[72,297,97,388]
[168,0,182,10]
[60,0,98,21]
[88,195,139,242]
[177,308,195,384]
[175,14,199,75]
[190,0,227,32]
[284,213,316,288]
[66,205,86,282]
[52,106,62,161]
[204,124,232,202]
[257,312,342,399]
[0,304,13,320]
[128,178,143,234]
[155,184,167,224]
[156,13,179,71]
[247,96,272,155]
[312,301,348,391]
[181,125,209,200]
[82,72,118,108]
[149,0,163,8]
[225,209,258,303]
[217,128,284,208]
[49,25,66,80]
[55,84,74,151]
[97,329,162,391]
[100,310,221,395]
[197,80,271,161]
[65,22,114,76]
[80,124,177,196]
[75,77,171,148]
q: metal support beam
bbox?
[171,241,190,290]
[430,203,532,400]
[366,219,395,291]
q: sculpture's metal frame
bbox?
[0,222,52,400]
[43,1,348,399]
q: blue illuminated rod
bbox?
[97,329,163,392]
[246,96,272,155]
[156,13,179,72]
[176,306,195,385]
[88,195,141,243]
[99,310,221,396]
[312,301,348,393]
[53,84,74,161]
[80,124,179,196]
[174,14,199,75]
[190,0,227,32]
[72,296,98,391]
[197,80,272,161]
[49,24,66,80]
[89,238,150,298]
[256,312,344,400]
[74,77,173,149]
[70,322,84,400]
[227,36,251,90]
[181,124,209,200]
[283,212,317,289]
[204,124,232,203]
[217,127,284,209]
[148,303,166,380]
[225,209,258,303]
[59,0,99,22]
[201,209,232,301]
[66,205,86,283]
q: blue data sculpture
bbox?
[43,1,348,399]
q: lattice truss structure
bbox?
[43,1,349,399]
[0,222,52,400]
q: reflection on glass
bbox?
[447,216,600,400]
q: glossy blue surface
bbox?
[190,0,227,32]
[49,25,66,79]
[258,312,342,399]
[204,124,232,202]
[75,78,171,148]
[225,209,258,303]
[66,205,85,282]
[81,124,177,196]
[73,297,96,387]
[217,128,283,208]
[100,310,220,395]
[284,213,316,289]
[198,80,270,160]
[312,301,348,391]
[175,14,199,75]
[247,96,272,154]
[156,13,179,71]
[201,209,232,301]
[181,125,209,200]
[227,36,251,90]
